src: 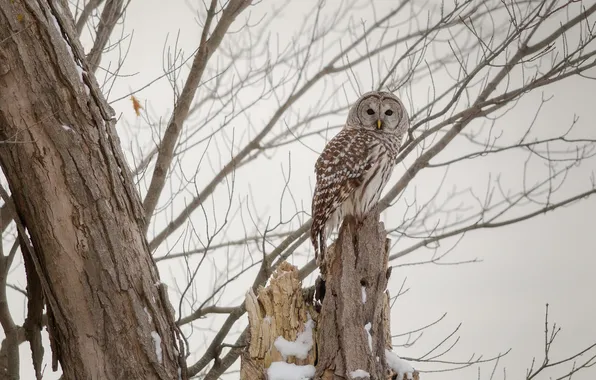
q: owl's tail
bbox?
[310,221,326,262]
[310,223,319,259]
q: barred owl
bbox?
[310,91,409,260]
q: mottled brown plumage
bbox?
[311,91,409,260]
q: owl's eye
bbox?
[366,108,375,115]
[385,110,394,116]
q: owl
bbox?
[310,91,409,260]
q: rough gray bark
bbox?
[0,1,185,379]
[315,213,392,379]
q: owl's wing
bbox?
[313,132,373,213]
[311,129,374,256]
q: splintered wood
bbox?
[242,262,317,379]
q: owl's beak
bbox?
[377,119,382,129]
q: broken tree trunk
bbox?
[242,212,419,380]
[242,262,318,379]
[316,212,392,379]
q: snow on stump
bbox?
[241,262,317,380]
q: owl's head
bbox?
[346,91,409,135]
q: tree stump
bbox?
[241,213,418,380]
[315,213,388,379]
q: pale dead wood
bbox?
[241,262,317,379]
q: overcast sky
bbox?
[4,1,596,379]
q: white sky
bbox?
[4,1,596,379]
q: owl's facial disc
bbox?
[357,95,381,129]
[351,91,407,132]
[379,98,402,130]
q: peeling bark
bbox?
[0,1,184,379]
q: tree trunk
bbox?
[0,2,184,379]
[315,213,392,379]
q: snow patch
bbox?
[385,349,414,380]
[264,316,272,324]
[61,125,72,131]
[49,12,60,32]
[364,323,372,352]
[75,65,90,95]
[267,362,315,380]
[65,42,74,60]
[274,315,314,360]
[144,307,152,323]
[76,65,85,80]
[350,369,370,378]
[150,331,163,363]
[361,286,367,303]
[49,12,76,62]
